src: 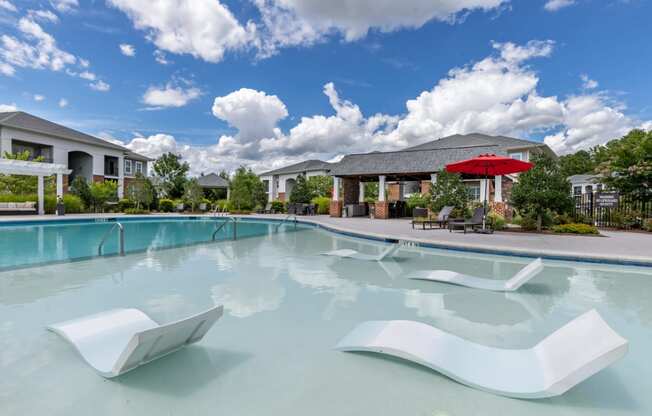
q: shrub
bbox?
[311,196,330,214]
[553,213,574,226]
[552,223,599,235]
[488,212,506,231]
[158,198,174,212]
[215,199,229,211]
[289,174,313,203]
[124,208,150,215]
[643,218,652,232]
[118,198,135,211]
[62,194,84,213]
[271,200,286,213]
[406,193,429,209]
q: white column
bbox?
[494,175,503,202]
[56,173,63,198]
[378,175,386,202]
[430,173,438,185]
[117,156,124,199]
[359,181,365,203]
[479,179,488,203]
[37,175,44,215]
[226,187,230,200]
[267,178,275,202]
[333,177,340,201]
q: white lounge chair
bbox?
[406,258,544,292]
[334,309,627,399]
[322,242,402,262]
[48,305,224,378]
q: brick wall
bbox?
[388,183,400,201]
[420,180,431,194]
[62,174,69,194]
[375,201,389,219]
[278,192,286,202]
[330,200,343,217]
[92,175,104,183]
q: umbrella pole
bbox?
[483,169,487,231]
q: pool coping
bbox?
[241,215,652,268]
[2,214,651,268]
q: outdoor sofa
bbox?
[0,201,37,215]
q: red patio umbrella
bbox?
[445,154,534,232]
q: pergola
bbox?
[0,159,72,215]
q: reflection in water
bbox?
[211,273,286,318]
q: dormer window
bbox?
[509,152,524,161]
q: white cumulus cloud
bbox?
[49,0,78,13]
[143,83,201,108]
[119,43,135,56]
[254,0,509,56]
[33,94,45,101]
[0,103,17,112]
[58,98,68,107]
[544,0,576,12]
[0,0,16,12]
[107,0,256,63]
[90,80,110,92]
[580,74,598,89]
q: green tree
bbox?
[89,181,118,212]
[184,178,204,211]
[218,170,230,181]
[152,152,189,198]
[597,129,652,200]
[228,166,266,210]
[510,153,573,231]
[429,171,469,213]
[69,176,92,209]
[127,173,156,209]
[364,182,378,202]
[289,174,313,203]
[559,150,596,177]
[306,175,333,198]
[0,150,54,195]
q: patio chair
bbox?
[407,258,543,291]
[175,203,185,213]
[448,207,484,233]
[322,242,402,261]
[48,305,224,378]
[334,309,628,399]
[257,202,272,214]
[199,203,208,212]
[411,207,431,229]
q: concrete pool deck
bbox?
[1,213,651,266]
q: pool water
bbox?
[1,221,651,415]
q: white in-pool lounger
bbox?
[48,305,224,378]
[334,309,628,399]
[406,258,544,292]
[322,242,403,261]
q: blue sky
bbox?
[1,0,651,174]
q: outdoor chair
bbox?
[407,258,544,291]
[175,203,185,213]
[335,309,628,399]
[48,305,224,378]
[411,207,431,229]
[448,207,485,233]
[257,202,272,214]
[287,203,297,215]
[199,203,208,212]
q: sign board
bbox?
[596,192,619,208]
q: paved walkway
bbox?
[1,213,651,266]
[258,214,652,266]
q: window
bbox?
[573,186,582,195]
[509,152,524,161]
[466,183,481,201]
[585,185,593,194]
[596,184,603,192]
[135,161,143,175]
[124,159,132,175]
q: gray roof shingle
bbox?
[259,159,331,176]
[197,173,229,188]
[0,111,151,161]
[330,133,549,176]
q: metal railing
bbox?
[274,214,297,231]
[98,222,125,256]
[212,205,228,217]
[212,217,237,241]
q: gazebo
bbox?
[0,159,72,215]
[197,173,230,199]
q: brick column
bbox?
[420,180,431,194]
[62,174,69,194]
[93,175,104,183]
[375,201,389,219]
[330,200,343,217]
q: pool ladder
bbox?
[274,214,297,231]
[97,222,125,256]
[212,217,237,241]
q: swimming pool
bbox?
[1,218,650,415]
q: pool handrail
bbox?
[97,222,125,256]
[212,217,237,241]
[274,214,297,231]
